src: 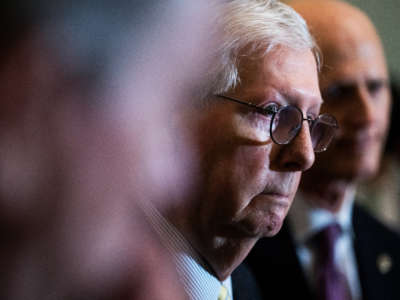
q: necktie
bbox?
[218,285,230,300]
[311,223,351,300]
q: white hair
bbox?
[203,0,319,98]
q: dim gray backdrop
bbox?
[345,0,400,78]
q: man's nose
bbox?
[271,122,315,172]
[349,84,375,127]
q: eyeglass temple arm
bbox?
[215,94,276,115]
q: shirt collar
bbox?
[139,200,233,300]
[289,187,355,245]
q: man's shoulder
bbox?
[353,203,400,244]
[352,203,400,299]
[231,263,263,300]
[243,222,314,299]
[246,222,296,259]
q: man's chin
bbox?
[229,212,285,238]
[261,213,284,237]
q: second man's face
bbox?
[316,31,390,182]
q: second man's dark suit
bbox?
[245,204,400,300]
[232,263,263,300]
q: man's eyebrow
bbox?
[278,89,324,106]
[367,77,389,85]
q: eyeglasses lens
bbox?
[271,106,303,144]
[311,114,338,152]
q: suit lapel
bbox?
[231,264,263,300]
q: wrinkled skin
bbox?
[170,46,322,280]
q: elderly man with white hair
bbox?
[142,0,338,299]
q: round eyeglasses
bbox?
[216,94,338,152]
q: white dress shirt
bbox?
[289,188,362,300]
[139,200,233,300]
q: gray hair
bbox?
[204,0,320,98]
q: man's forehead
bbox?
[235,48,322,110]
[241,48,318,84]
[269,87,323,110]
[264,50,322,104]
[322,32,385,63]
[321,42,388,83]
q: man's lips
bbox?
[257,174,299,207]
[260,190,289,197]
[259,190,290,207]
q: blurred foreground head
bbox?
[0,0,217,299]
[290,0,391,210]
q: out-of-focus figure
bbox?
[357,79,400,232]
[0,0,218,299]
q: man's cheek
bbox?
[232,114,271,142]
[293,172,302,190]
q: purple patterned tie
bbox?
[311,223,351,300]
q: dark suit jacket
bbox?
[244,204,400,300]
[232,263,263,300]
